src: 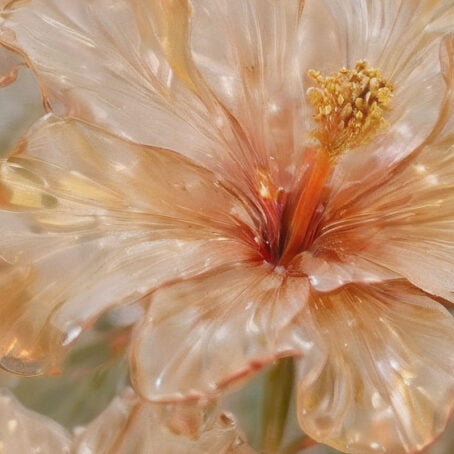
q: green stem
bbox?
[260,357,295,453]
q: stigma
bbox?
[307,61,393,159]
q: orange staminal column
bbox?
[279,147,331,266]
[278,60,393,265]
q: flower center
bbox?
[257,61,393,266]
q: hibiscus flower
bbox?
[0,1,453,453]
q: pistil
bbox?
[271,61,393,265]
[279,148,330,265]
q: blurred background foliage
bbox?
[0,67,43,157]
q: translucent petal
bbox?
[0,0,227,172]
[303,131,454,301]
[301,34,454,297]
[327,33,454,222]
[0,0,309,200]
[74,388,253,454]
[0,116,253,376]
[301,0,453,77]
[297,282,454,454]
[11,326,129,429]
[291,252,400,293]
[191,0,309,188]
[0,115,256,236]
[0,386,256,454]
[0,388,71,453]
[131,264,317,402]
[300,0,454,166]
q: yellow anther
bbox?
[355,98,364,109]
[307,61,394,159]
[323,105,332,115]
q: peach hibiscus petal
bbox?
[74,388,255,454]
[0,386,256,454]
[0,0,307,195]
[131,263,322,402]
[301,35,454,298]
[303,125,454,301]
[297,281,454,454]
[190,0,309,182]
[0,0,230,173]
[0,115,254,376]
[300,0,454,167]
[327,33,454,219]
[0,388,71,453]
